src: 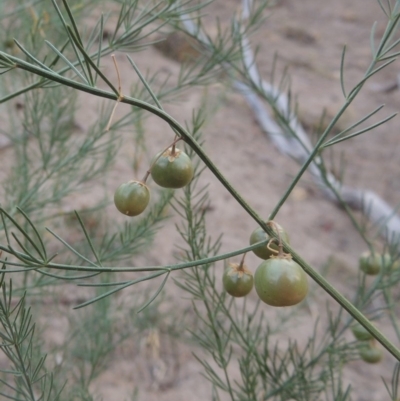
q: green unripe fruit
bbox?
[249,223,290,260]
[359,343,383,364]
[114,181,150,216]
[359,252,382,275]
[151,147,194,189]
[254,256,308,307]
[351,322,374,341]
[223,263,254,297]
[358,252,398,275]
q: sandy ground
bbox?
[2,0,400,400]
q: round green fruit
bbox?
[114,181,150,216]
[249,223,290,260]
[359,252,388,275]
[223,263,254,297]
[351,323,374,341]
[150,147,194,189]
[254,257,308,307]
[359,343,383,364]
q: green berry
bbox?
[151,147,194,189]
[114,181,150,216]
[358,252,396,275]
[254,256,308,307]
[359,343,383,364]
[223,263,254,297]
[249,223,290,260]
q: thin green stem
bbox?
[268,66,374,221]
[1,51,265,228]
[205,298,236,401]
[0,239,268,273]
[382,288,400,341]
[66,26,118,94]
[285,241,400,361]
[317,163,374,251]
[266,14,399,221]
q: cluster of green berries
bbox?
[347,250,399,364]
[351,323,383,363]
[359,251,399,275]
[114,147,194,216]
[223,223,309,307]
[224,229,389,362]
